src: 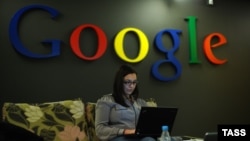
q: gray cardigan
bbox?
[95,94,148,141]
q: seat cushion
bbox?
[2,99,88,141]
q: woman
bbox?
[95,65,156,141]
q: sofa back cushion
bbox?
[2,99,88,141]
[146,98,157,107]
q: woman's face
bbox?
[123,73,138,96]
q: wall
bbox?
[1,0,250,138]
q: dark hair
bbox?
[112,64,139,107]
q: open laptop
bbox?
[126,106,178,138]
[204,132,217,141]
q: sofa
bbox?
[1,98,157,141]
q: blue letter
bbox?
[151,29,182,82]
[9,5,61,58]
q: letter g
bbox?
[9,4,61,58]
[151,29,182,82]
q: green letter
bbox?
[186,16,201,64]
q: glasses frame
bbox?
[123,80,139,86]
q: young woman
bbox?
[95,65,156,141]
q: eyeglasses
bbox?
[123,80,139,85]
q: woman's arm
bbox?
[95,98,124,140]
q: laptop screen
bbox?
[135,106,178,137]
[204,132,218,141]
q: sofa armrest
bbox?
[85,102,100,141]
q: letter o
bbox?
[114,27,149,63]
[70,24,107,61]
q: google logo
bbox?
[9,4,228,82]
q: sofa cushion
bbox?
[2,99,88,141]
[146,98,157,107]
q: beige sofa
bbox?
[2,98,157,141]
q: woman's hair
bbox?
[112,64,139,107]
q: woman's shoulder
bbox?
[136,97,147,106]
[97,94,114,102]
[136,97,146,102]
[96,94,116,107]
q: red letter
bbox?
[203,33,227,64]
[70,24,107,60]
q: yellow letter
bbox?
[114,27,149,63]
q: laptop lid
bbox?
[134,106,178,137]
[204,132,218,141]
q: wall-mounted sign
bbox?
[9,4,228,82]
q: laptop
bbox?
[126,106,178,138]
[204,132,217,141]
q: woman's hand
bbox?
[123,129,136,135]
